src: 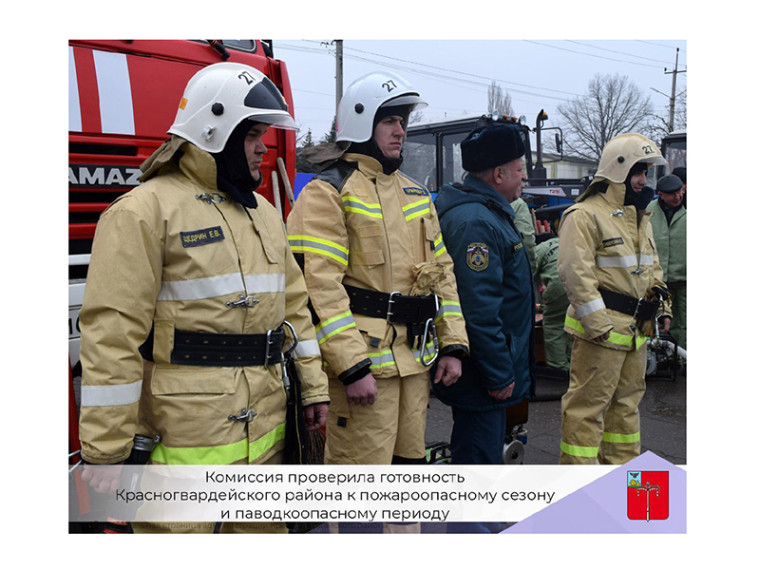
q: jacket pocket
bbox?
[352,223,385,266]
[151,368,237,396]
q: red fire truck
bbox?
[68,39,298,496]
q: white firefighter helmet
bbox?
[336,71,427,143]
[168,62,297,153]
[594,133,667,184]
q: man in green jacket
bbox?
[535,234,572,370]
[647,174,686,348]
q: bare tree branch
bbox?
[557,74,653,161]
[487,81,513,116]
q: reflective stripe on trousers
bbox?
[150,422,286,465]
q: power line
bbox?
[635,39,684,50]
[342,43,581,97]
[565,40,675,65]
[282,40,581,100]
[524,40,665,69]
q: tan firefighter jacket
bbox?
[78,138,328,465]
[557,181,671,351]
[286,152,469,383]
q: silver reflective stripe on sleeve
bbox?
[638,254,654,266]
[158,273,285,301]
[341,196,383,219]
[575,297,606,318]
[402,199,431,221]
[433,235,447,258]
[293,339,321,359]
[288,235,350,266]
[315,311,356,344]
[436,300,462,322]
[80,380,143,407]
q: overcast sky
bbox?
[273,39,687,142]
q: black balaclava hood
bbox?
[623,162,654,210]
[349,104,412,175]
[212,119,262,208]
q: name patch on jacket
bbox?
[466,242,489,272]
[403,186,429,196]
[513,242,524,252]
[602,237,624,248]
[180,226,225,248]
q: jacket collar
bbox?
[140,137,219,190]
[344,152,384,179]
[461,173,515,218]
[177,142,221,189]
[600,181,626,207]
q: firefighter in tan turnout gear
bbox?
[557,133,671,465]
[287,71,469,492]
[78,63,329,533]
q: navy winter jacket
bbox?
[432,175,535,410]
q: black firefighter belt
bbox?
[598,288,659,322]
[344,284,438,325]
[343,284,439,363]
[170,328,286,367]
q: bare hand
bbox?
[660,317,672,334]
[303,402,329,431]
[81,463,124,494]
[487,382,514,401]
[432,356,462,386]
[345,374,377,406]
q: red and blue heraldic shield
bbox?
[627,471,669,521]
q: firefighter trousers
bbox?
[130,451,288,534]
[324,371,429,465]
[560,337,646,464]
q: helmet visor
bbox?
[249,112,298,130]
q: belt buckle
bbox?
[264,327,282,366]
[386,291,401,322]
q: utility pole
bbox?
[335,40,343,116]
[664,47,686,132]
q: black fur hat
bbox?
[461,124,525,172]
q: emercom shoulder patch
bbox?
[180,226,225,248]
[403,186,429,196]
[466,242,489,272]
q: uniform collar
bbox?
[344,152,386,179]
[598,180,628,208]
[175,142,220,190]
[462,173,515,217]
